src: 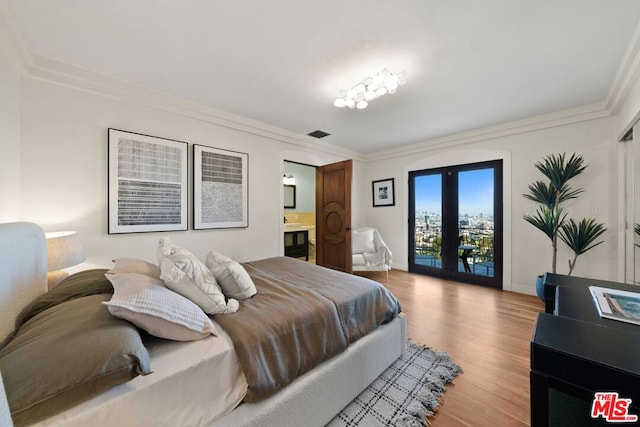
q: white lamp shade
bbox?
[46,231,86,271]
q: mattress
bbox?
[35,328,247,427]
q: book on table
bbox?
[590,286,640,326]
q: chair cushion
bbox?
[352,228,376,253]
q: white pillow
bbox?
[205,251,234,268]
[157,239,239,315]
[205,252,257,300]
[352,228,376,253]
[103,272,218,341]
[109,258,161,278]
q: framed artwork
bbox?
[108,128,188,234]
[193,144,248,229]
[372,178,395,207]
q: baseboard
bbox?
[510,282,536,296]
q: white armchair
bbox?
[351,227,392,280]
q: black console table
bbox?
[531,273,640,426]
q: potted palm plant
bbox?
[522,153,606,300]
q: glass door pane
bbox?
[412,173,443,271]
[458,168,495,278]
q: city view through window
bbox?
[413,169,495,276]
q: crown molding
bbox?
[363,102,610,162]
[26,55,363,161]
[22,51,620,166]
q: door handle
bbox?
[345,227,352,231]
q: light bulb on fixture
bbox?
[333,68,407,110]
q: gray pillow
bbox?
[0,294,151,425]
[14,269,112,331]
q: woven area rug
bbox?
[327,340,462,427]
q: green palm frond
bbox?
[523,181,556,207]
[558,218,606,255]
[534,153,587,190]
[523,206,566,240]
[523,181,585,207]
[555,184,585,204]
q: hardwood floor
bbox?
[357,269,543,427]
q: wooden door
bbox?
[315,160,352,273]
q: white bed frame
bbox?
[0,222,405,427]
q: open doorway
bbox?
[283,161,317,263]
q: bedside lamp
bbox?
[46,231,86,289]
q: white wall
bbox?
[0,45,20,222]
[362,117,618,294]
[18,76,348,268]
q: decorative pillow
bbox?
[157,238,238,315]
[205,252,257,300]
[14,269,113,331]
[0,294,151,426]
[205,251,235,268]
[352,228,376,253]
[104,272,218,341]
[110,258,161,278]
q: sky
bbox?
[414,168,494,216]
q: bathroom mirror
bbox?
[284,185,296,208]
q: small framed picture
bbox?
[108,128,188,234]
[372,178,395,207]
[193,144,249,229]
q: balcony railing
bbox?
[414,226,494,277]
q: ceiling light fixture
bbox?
[334,69,407,110]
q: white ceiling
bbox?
[9,1,640,154]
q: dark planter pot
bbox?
[535,274,545,302]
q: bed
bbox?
[0,222,405,427]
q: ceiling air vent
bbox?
[307,130,330,139]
